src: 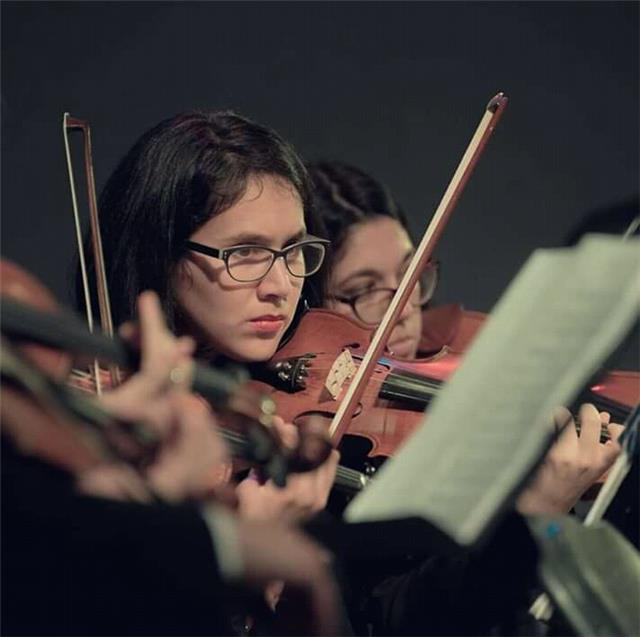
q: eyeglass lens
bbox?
[354,267,438,324]
[227,243,326,282]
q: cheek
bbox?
[189,284,247,332]
[177,262,246,320]
[409,310,423,340]
[392,308,422,339]
[174,270,234,340]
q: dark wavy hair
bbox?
[79,111,327,330]
[306,161,410,267]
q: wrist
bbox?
[516,489,572,515]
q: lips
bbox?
[250,314,285,322]
[248,314,287,334]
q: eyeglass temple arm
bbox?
[184,241,222,259]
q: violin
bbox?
[417,302,639,422]
[1,259,74,380]
[251,309,430,460]
[418,303,487,356]
[251,307,636,472]
[1,261,375,493]
[0,259,338,485]
[0,260,158,475]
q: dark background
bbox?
[2,1,638,363]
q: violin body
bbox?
[251,309,431,459]
[419,303,639,417]
[419,303,487,356]
[585,370,640,416]
[0,381,106,474]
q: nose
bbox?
[395,281,420,323]
[257,256,293,300]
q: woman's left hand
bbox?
[235,417,340,524]
[516,403,623,515]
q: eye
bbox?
[398,251,416,277]
[343,284,375,299]
[287,244,303,257]
[232,246,264,259]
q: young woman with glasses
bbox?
[80,109,343,621]
[96,113,328,366]
[86,112,622,635]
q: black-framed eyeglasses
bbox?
[330,260,440,326]
[185,235,330,283]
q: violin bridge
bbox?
[325,350,357,400]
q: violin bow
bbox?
[63,113,120,392]
[328,92,509,441]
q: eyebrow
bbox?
[223,228,307,247]
[335,268,383,289]
[335,248,415,289]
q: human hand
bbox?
[81,291,230,503]
[78,396,230,504]
[144,393,231,502]
[97,291,195,431]
[76,463,153,502]
[517,403,622,515]
[236,417,340,523]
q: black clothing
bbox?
[306,511,540,636]
[3,427,541,637]
[604,459,639,550]
[1,435,235,636]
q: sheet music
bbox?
[345,235,640,546]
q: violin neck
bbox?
[379,370,631,435]
[575,390,630,424]
[218,426,369,494]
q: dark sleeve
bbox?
[364,512,540,636]
[304,510,539,636]
[1,438,234,636]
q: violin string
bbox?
[290,361,443,403]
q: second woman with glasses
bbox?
[308,160,490,358]
[308,160,439,359]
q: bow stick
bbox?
[63,113,120,393]
[329,92,509,441]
